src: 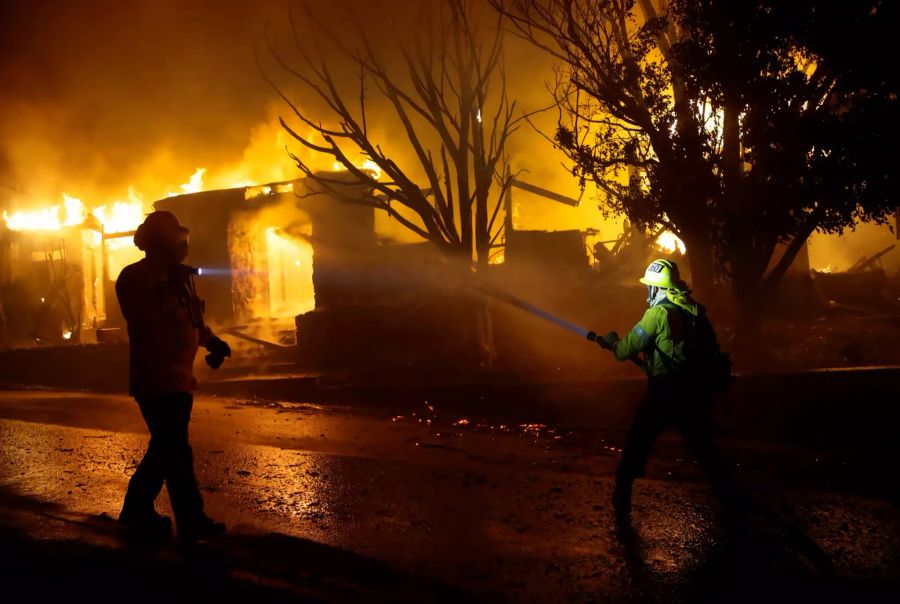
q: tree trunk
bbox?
[680,227,715,299]
[450,251,494,368]
[731,271,767,367]
[726,234,774,369]
[475,291,496,368]
[761,225,817,296]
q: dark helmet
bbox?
[133,211,189,251]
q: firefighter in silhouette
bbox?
[588,259,744,529]
[116,210,231,541]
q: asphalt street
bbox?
[0,389,897,602]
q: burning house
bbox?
[0,197,142,347]
[153,173,381,353]
[0,169,489,375]
[0,172,377,341]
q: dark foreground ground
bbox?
[0,388,898,603]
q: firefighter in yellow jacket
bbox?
[588,259,743,527]
[117,211,231,541]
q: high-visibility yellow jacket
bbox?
[612,290,714,379]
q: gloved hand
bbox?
[206,336,231,357]
[599,331,619,350]
[586,331,598,342]
[205,336,231,369]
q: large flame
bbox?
[2,169,209,236]
[178,167,206,195]
[655,230,686,254]
[63,195,86,226]
[2,194,86,231]
[265,226,315,318]
[92,200,144,234]
[2,206,65,231]
[3,194,145,235]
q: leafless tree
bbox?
[263,0,529,269]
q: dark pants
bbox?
[617,378,743,512]
[121,393,205,528]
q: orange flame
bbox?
[2,194,86,231]
[178,167,206,195]
[331,158,382,180]
[655,230,686,254]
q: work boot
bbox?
[722,502,750,548]
[118,509,173,537]
[178,516,226,543]
[612,480,632,524]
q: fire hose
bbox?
[471,282,647,370]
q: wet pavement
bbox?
[0,389,898,602]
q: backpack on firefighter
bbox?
[681,307,732,392]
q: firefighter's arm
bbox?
[197,313,230,358]
[188,285,230,361]
[198,324,215,347]
[201,312,231,369]
[188,288,225,352]
[612,308,660,361]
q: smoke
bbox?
[0,0,620,247]
[0,0,290,205]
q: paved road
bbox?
[0,389,897,602]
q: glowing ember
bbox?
[655,230,686,254]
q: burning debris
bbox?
[812,245,899,315]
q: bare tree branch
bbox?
[264,0,524,267]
